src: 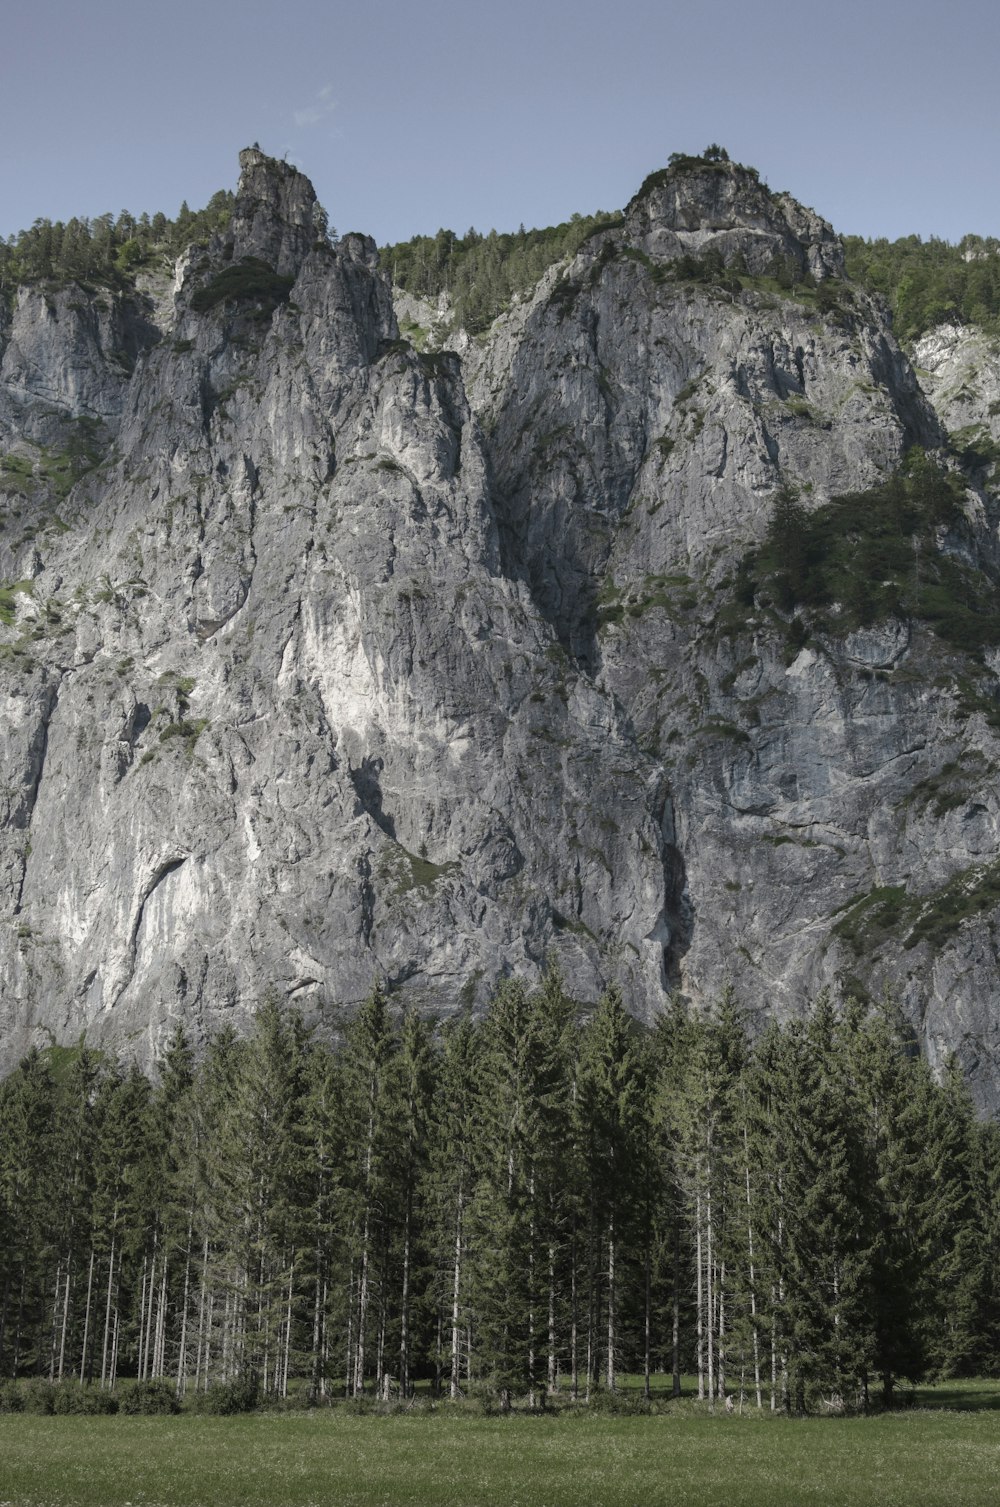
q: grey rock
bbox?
[1,151,999,1108]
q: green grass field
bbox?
[2,1387,1000,1507]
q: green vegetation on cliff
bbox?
[845,233,1000,343]
[5,155,1000,353]
[0,193,235,302]
[735,454,1000,654]
[379,212,622,335]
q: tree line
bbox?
[844,233,1000,344]
[6,170,1000,352]
[1,976,998,1414]
[0,193,235,304]
[379,213,621,335]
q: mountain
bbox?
[2,149,999,1103]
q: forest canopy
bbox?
[1,976,998,1417]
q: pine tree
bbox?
[471,973,572,1407]
[339,982,398,1395]
[0,1049,59,1376]
[576,985,644,1395]
[425,1011,480,1397]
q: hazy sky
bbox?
[4,0,999,246]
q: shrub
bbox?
[21,1379,56,1414]
[116,1379,178,1415]
[191,1373,260,1415]
[190,258,294,316]
[586,1387,652,1415]
[52,1380,119,1414]
[736,456,1000,653]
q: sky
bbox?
[3,0,999,247]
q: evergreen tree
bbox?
[576,985,644,1395]
[338,982,399,1396]
[425,1011,480,1397]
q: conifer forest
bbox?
[1,978,998,1416]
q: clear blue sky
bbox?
[3,0,999,246]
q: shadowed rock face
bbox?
[1,152,999,1106]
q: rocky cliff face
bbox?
[2,151,999,1104]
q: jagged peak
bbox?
[229,146,324,278]
[237,146,315,204]
[624,148,844,282]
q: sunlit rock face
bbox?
[2,151,999,1106]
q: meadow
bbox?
[1,1383,999,1507]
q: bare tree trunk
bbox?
[706,1176,715,1414]
[110,1304,120,1389]
[194,1239,209,1391]
[548,1242,557,1397]
[320,1278,329,1398]
[375,1275,386,1397]
[203,1291,215,1389]
[643,1226,651,1401]
[718,1258,726,1403]
[137,1253,148,1380]
[434,1307,442,1398]
[744,1139,762,1411]
[221,1290,232,1383]
[400,1197,412,1398]
[606,1213,616,1393]
[177,1215,193,1397]
[585,1269,593,1403]
[695,1190,704,1401]
[56,1258,72,1382]
[48,1261,63,1382]
[79,1247,95,1384]
[450,1189,463,1399]
[344,1263,354,1397]
[672,1217,681,1398]
[528,1184,536,1409]
[282,1261,294,1398]
[310,1263,324,1401]
[354,1210,370,1395]
[570,1227,579,1403]
[770,1289,777,1413]
[154,1262,168,1378]
[101,1239,117,1388]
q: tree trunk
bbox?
[282,1262,294,1399]
[176,1212,194,1397]
[101,1238,117,1389]
[696,1190,704,1401]
[643,1226,651,1401]
[570,1227,579,1403]
[548,1242,557,1397]
[450,1188,463,1399]
[744,1141,762,1411]
[672,1217,681,1398]
[79,1247,95,1384]
[706,1176,715,1414]
[400,1192,412,1398]
[606,1213,616,1393]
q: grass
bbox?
[3,1399,1000,1507]
[0,579,33,625]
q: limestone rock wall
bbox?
[1,152,998,1105]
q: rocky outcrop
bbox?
[1,151,999,1107]
[623,159,845,282]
